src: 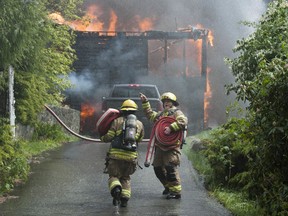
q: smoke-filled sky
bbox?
[69,0,268,128]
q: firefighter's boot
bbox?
[166,192,181,199]
[162,187,169,195]
[120,197,128,207]
[111,186,122,206]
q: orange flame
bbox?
[208,30,214,47]
[136,16,154,31]
[108,10,118,32]
[204,67,212,128]
[81,103,95,118]
[48,13,66,24]
[80,4,104,31]
[49,4,154,32]
[80,102,103,133]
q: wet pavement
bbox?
[0,140,232,216]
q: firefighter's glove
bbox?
[139,93,148,103]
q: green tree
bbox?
[0,0,83,195]
[46,0,84,19]
[224,0,288,214]
[0,0,83,124]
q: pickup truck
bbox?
[101,84,163,138]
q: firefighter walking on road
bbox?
[140,92,188,199]
[100,99,144,207]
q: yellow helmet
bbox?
[161,92,179,106]
[120,99,138,111]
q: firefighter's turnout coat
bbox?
[100,116,144,200]
[142,100,188,195]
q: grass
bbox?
[183,134,213,178]
[212,189,265,216]
[183,133,265,216]
[21,133,78,158]
[21,139,62,157]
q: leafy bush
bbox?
[202,117,252,189]
[203,114,288,215]
[185,133,266,216]
[32,122,68,141]
[223,0,288,214]
[0,119,74,195]
[0,118,30,194]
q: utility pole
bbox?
[9,65,16,138]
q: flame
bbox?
[49,4,105,31]
[194,23,214,47]
[81,103,95,118]
[204,67,212,128]
[49,13,66,24]
[80,4,104,31]
[49,3,155,32]
[80,102,102,134]
[108,10,118,32]
[208,30,214,47]
[135,16,154,31]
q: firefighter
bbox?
[100,99,144,207]
[140,92,188,199]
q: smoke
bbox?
[66,71,110,102]
[70,0,267,129]
[68,71,93,93]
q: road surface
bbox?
[0,140,232,216]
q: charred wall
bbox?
[66,31,149,111]
[73,32,148,85]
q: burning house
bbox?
[56,2,214,137]
[64,28,211,136]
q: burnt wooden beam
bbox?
[75,29,209,41]
[201,34,208,92]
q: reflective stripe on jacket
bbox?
[109,148,138,161]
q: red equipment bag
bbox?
[96,108,120,136]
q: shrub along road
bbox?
[0,140,231,216]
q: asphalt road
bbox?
[0,140,232,216]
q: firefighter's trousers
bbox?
[107,158,137,200]
[152,147,182,194]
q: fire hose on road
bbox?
[144,116,184,167]
[44,105,101,142]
